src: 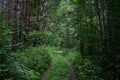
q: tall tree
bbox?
[101,0,120,79]
[12,0,18,51]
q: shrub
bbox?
[0,26,12,79]
[28,30,43,46]
[28,29,61,46]
[16,46,52,79]
[4,46,52,80]
[8,63,40,80]
[73,56,103,80]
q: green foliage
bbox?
[28,30,43,46]
[63,48,79,61]
[43,27,61,46]
[0,17,12,79]
[46,47,79,80]
[8,64,40,80]
[28,26,62,46]
[16,46,51,79]
[48,51,71,80]
[3,46,52,80]
[73,57,103,80]
[55,0,79,48]
[1,0,120,80]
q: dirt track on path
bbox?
[68,62,77,80]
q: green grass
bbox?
[47,48,79,80]
[10,46,52,80]
[48,53,71,80]
[8,45,80,80]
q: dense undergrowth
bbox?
[72,55,103,80]
[0,26,105,80]
[60,48,103,80]
[0,27,12,80]
[48,54,71,80]
[48,49,71,80]
[1,0,119,80]
[4,46,52,80]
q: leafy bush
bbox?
[0,22,12,79]
[8,64,40,80]
[15,46,52,79]
[28,30,43,46]
[4,46,52,80]
[73,56,103,80]
[28,28,61,46]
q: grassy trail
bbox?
[48,53,71,80]
[42,48,78,80]
[68,62,77,80]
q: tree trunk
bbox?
[12,0,18,51]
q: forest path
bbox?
[68,61,77,80]
[42,48,77,80]
[42,59,54,80]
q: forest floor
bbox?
[42,48,78,80]
[68,62,77,80]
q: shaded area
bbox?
[68,62,77,80]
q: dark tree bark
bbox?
[23,0,30,46]
[12,0,18,52]
[97,0,120,79]
[97,0,106,54]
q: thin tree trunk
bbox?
[97,0,106,54]
[12,0,18,51]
